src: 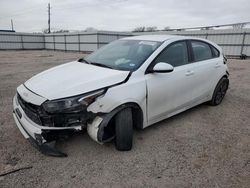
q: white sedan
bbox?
[13,35,229,156]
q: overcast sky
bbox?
[0,0,249,32]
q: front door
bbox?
[145,41,196,125]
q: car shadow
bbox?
[136,103,210,134]
[56,102,211,155]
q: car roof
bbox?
[120,34,222,51]
[121,35,188,42]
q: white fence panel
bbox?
[0,34,21,42]
[80,43,98,52]
[243,46,250,55]
[0,30,249,57]
[45,43,54,49]
[0,32,44,49]
[54,36,64,43]
[0,42,22,49]
[66,35,78,43]
[55,43,65,50]
[66,43,78,51]
[80,34,97,43]
[23,43,44,49]
[45,36,53,42]
[244,34,250,44]
[98,34,118,43]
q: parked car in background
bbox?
[13,35,229,156]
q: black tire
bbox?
[115,108,133,151]
[210,77,229,106]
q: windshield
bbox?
[84,40,162,71]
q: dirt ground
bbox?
[0,50,249,188]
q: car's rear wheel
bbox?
[210,77,229,106]
[115,108,133,151]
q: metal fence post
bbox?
[96,32,99,49]
[42,34,45,49]
[78,34,81,52]
[53,35,55,50]
[240,32,246,55]
[20,34,24,49]
[205,33,208,39]
[64,35,67,51]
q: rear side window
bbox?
[191,41,212,61]
[153,41,188,67]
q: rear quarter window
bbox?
[210,45,220,57]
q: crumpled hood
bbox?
[24,61,130,100]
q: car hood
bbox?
[24,61,130,100]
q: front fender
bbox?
[86,77,148,143]
[87,77,147,118]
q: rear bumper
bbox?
[13,95,82,157]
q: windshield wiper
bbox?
[78,58,91,64]
[90,62,114,69]
[79,58,113,69]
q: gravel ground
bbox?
[0,50,249,188]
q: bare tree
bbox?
[42,28,49,34]
[145,26,157,32]
[164,26,171,31]
[42,28,69,33]
[132,26,146,32]
[53,29,69,33]
[84,27,98,32]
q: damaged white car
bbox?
[13,35,229,156]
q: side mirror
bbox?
[152,62,174,73]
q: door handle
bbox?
[185,70,194,76]
[215,63,221,68]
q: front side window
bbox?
[153,41,188,67]
[191,41,212,61]
[85,40,161,71]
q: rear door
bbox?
[189,40,221,101]
[145,41,196,125]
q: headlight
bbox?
[42,90,105,113]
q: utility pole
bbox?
[48,3,51,33]
[11,19,14,31]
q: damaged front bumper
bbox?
[13,95,83,157]
[13,93,111,157]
